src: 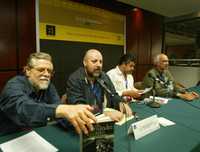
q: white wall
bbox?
[169,66,200,88]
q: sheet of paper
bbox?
[139,87,152,94]
[149,96,169,104]
[0,131,58,152]
[96,113,113,123]
[115,115,134,126]
[158,117,176,127]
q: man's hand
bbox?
[123,90,141,99]
[104,109,123,122]
[55,104,97,135]
[178,92,199,101]
[119,102,133,117]
[191,91,200,98]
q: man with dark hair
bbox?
[0,52,96,136]
[107,53,144,113]
[143,53,199,100]
[66,49,123,121]
[107,53,141,99]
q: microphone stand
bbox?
[152,77,156,103]
[147,76,161,108]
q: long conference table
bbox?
[0,86,200,152]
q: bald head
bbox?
[153,53,169,72]
[83,49,103,78]
[83,49,102,62]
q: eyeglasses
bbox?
[161,60,169,63]
[32,67,54,75]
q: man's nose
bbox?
[43,69,51,76]
[96,61,102,67]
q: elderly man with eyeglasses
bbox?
[0,52,96,136]
[143,53,199,101]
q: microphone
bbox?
[96,79,114,96]
[146,73,161,108]
[97,78,139,120]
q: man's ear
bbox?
[83,60,86,67]
[24,66,30,76]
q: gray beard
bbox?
[38,81,50,90]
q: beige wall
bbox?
[169,66,200,87]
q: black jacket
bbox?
[66,67,122,111]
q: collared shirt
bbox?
[107,66,137,96]
[0,75,60,136]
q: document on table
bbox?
[0,131,58,152]
[158,117,176,127]
[95,113,113,123]
[139,87,152,94]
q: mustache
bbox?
[94,67,101,71]
[39,76,50,81]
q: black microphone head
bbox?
[97,78,113,95]
[96,78,104,85]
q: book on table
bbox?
[80,114,114,152]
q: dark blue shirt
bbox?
[0,75,60,136]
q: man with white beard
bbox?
[0,52,96,136]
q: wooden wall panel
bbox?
[137,25,151,64]
[126,10,163,81]
[0,0,35,91]
[151,14,163,58]
[0,0,17,70]
[134,65,152,81]
[17,0,36,69]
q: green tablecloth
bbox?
[1,86,200,152]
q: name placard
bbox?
[128,115,160,140]
[149,96,169,104]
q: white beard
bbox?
[38,80,50,90]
